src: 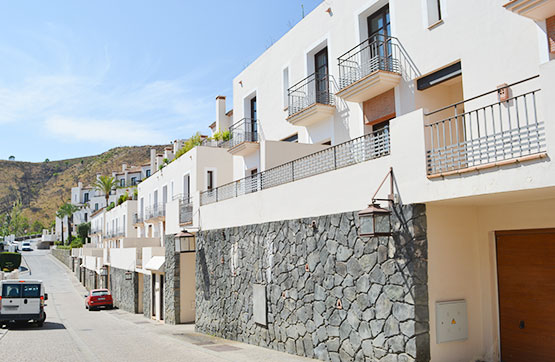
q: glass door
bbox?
[367,5,391,71]
[314,47,329,105]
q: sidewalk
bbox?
[49,252,316,362]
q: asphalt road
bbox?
[0,243,313,362]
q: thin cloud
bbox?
[45,116,168,145]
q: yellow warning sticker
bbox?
[451,318,456,325]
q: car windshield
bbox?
[91,290,109,296]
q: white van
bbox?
[0,280,47,327]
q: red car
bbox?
[85,289,113,311]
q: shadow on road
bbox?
[3,321,66,331]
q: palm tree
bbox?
[93,175,117,208]
[56,203,79,245]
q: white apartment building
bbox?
[194,1,555,361]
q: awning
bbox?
[144,256,165,272]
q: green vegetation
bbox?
[44,158,50,163]
[0,200,31,237]
[174,132,203,160]
[106,202,115,211]
[93,175,117,206]
[77,222,90,243]
[213,129,231,141]
[8,155,15,161]
[56,203,79,245]
[0,252,22,272]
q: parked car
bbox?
[21,242,32,251]
[85,289,113,311]
[0,279,47,327]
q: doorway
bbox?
[496,229,555,361]
[314,47,329,104]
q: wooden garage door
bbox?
[496,229,555,362]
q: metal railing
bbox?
[200,138,230,148]
[201,127,390,205]
[145,203,165,220]
[133,213,143,224]
[229,118,258,148]
[288,72,335,116]
[425,77,545,175]
[105,228,125,238]
[179,196,193,224]
[338,34,402,90]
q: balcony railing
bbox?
[229,118,258,148]
[179,196,193,225]
[338,34,402,90]
[201,127,390,205]
[133,213,143,225]
[105,228,125,238]
[145,203,166,220]
[288,72,335,116]
[200,138,229,148]
[425,77,545,176]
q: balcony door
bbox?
[183,174,190,201]
[314,47,329,105]
[250,97,257,140]
[367,5,391,70]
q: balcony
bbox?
[200,138,229,149]
[286,72,335,127]
[133,213,143,226]
[228,118,259,156]
[503,0,555,20]
[425,77,546,177]
[200,127,390,205]
[177,195,193,225]
[336,35,402,103]
[145,203,166,222]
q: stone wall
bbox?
[109,266,138,313]
[143,274,152,318]
[164,235,181,325]
[195,205,429,361]
[51,248,72,268]
[84,269,97,291]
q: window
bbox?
[84,193,89,203]
[373,119,390,133]
[22,284,41,298]
[120,179,125,187]
[95,203,99,211]
[207,170,214,191]
[427,0,442,26]
[283,67,289,108]
[281,133,298,143]
[131,177,137,186]
[2,284,21,298]
[146,169,151,177]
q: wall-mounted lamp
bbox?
[358,167,395,237]
[175,231,196,253]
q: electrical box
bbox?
[435,299,468,343]
[253,284,267,326]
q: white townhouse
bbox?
[194,1,555,362]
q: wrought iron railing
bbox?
[288,72,335,116]
[145,203,166,220]
[229,118,258,148]
[104,228,125,238]
[425,77,545,175]
[133,213,143,224]
[179,196,193,224]
[200,138,230,148]
[338,34,402,90]
[201,127,390,205]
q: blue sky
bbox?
[0,0,322,162]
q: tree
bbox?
[8,155,14,161]
[93,175,117,207]
[32,220,45,234]
[56,203,79,245]
[77,222,91,243]
[44,158,50,163]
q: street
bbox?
[0,244,313,362]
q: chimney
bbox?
[78,181,83,189]
[96,173,101,181]
[216,96,231,132]
[122,163,127,171]
[150,149,156,173]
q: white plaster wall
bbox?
[109,247,139,271]
[263,141,330,170]
[426,197,555,361]
[104,200,137,238]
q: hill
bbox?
[0,145,167,227]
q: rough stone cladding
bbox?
[109,266,139,313]
[195,204,429,361]
[84,269,97,290]
[164,235,181,324]
[143,274,152,318]
[51,248,72,268]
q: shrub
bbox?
[57,245,71,250]
[175,132,203,160]
[0,252,21,271]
